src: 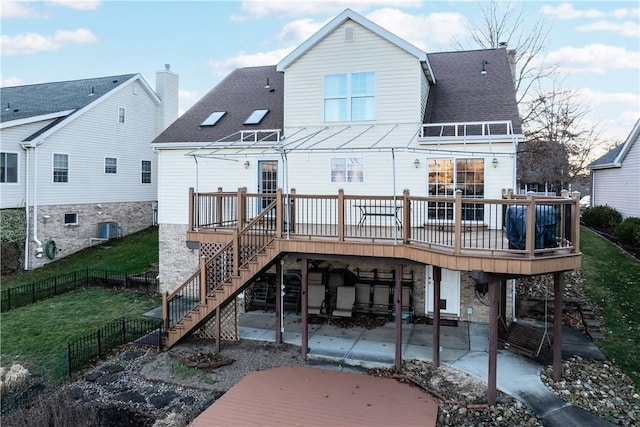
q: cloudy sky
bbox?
[2,0,638,144]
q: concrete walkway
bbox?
[237,311,615,427]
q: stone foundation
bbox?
[158,224,199,293]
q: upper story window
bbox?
[118,107,126,124]
[53,153,69,183]
[331,157,364,183]
[141,160,151,184]
[1,152,18,183]
[105,157,117,174]
[324,71,375,122]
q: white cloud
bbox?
[0,1,39,18]
[0,74,24,87]
[179,89,201,117]
[273,18,328,45]
[545,44,640,74]
[48,0,101,11]
[576,20,640,38]
[1,28,97,55]
[540,3,639,21]
[232,0,422,20]
[207,47,295,78]
[365,9,467,50]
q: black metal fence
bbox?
[1,269,158,312]
[67,317,162,377]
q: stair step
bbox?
[584,319,600,328]
[588,331,605,340]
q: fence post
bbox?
[67,342,72,378]
[189,187,195,231]
[525,193,536,256]
[97,329,102,358]
[276,189,283,238]
[403,189,411,243]
[162,292,170,333]
[454,190,463,254]
[6,288,10,311]
[338,189,345,241]
[122,317,127,344]
[32,282,36,303]
[54,276,57,296]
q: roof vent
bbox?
[498,42,507,48]
[345,26,354,42]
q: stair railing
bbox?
[162,194,280,334]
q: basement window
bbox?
[64,212,78,226]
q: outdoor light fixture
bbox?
[481,60,488,74]
[413,159,420,168]
[244,160,250,169]
[492,157,498,168]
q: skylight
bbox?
[200,111,226,126]
[244,109,269,125]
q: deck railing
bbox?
[188,187,581,258]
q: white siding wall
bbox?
[33,80,159,205]
[284,20,424,128]
[593,137,640,218]
[1,120,57,208]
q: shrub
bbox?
[615,217,640,246]
[582,205,623,229]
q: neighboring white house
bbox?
[588,118,640,219]
[152,9,523,322]
[0,66,178,270]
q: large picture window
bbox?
[1,152,18,183]
[53,153,69,183]
[331,158,364,183]
[428,158,484,220]
[324,72,375,122]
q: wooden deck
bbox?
[189,366,438,427]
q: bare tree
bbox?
[454,0,557,112]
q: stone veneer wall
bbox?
[158,223,199,294]
[28,201,155,270]
[459,272,515,323]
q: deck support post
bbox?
[215,305,221,353]
[488,280,499,406]
[275,260,283,344]
[301,257,308,361]
[553,272,564,381]
[432,266,441,367]
[394,264,403,373]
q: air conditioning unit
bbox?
[97,221,121,240]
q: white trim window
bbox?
[118,107,126,124]
[64,212,78,226]
[331,157,364,183]
[141,160,151,184]
[324,71,375,122]
[53,153,69,183]
[1,152,18,183]
[105,157,117,174]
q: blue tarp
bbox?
[505,205,559,250]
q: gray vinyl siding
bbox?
[593,135,640,218]
[35,80,158,205]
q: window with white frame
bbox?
[331,157,364,183]
[324,71,375,122]
[64,212,78,226]
[141,160,151,184]
[427,158,485,220]
[1,152,18,183]
[118,107,126,124]
[105,157,117,174]
[53,153,69,183]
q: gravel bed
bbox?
[542,356,640,426]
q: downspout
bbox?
[32,145,43,256]
[20,142,44,267]
[22,146,30,270]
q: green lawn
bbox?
[1,226,158,290]
[0,288,160,382]
[580,226,640,387]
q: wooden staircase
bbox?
[162,202,281,348]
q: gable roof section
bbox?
[589,118,640,169]
[153,66,283,145]
[1,74,137,124]
[277,8,435,83]
[424,48,522,135]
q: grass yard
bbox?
[1,226,158,290]
[580,226,640,387]
[0,288,160,382]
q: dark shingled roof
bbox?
[589,144,625,168]
[0,74,136,124]
[153,50,521,146]
[425,48,522,134]
[153,66,283,144]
